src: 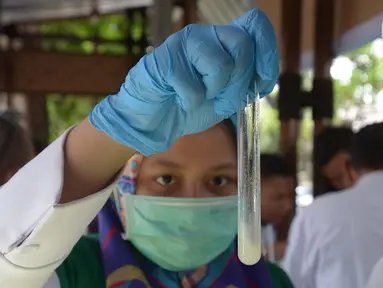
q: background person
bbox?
[284,122,383,288]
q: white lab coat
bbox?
[367,255,383,288]
[283,171,383,288]
[0,129,121,288]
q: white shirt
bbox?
[283,171,383,288]
[262,224,276,262]
[367,255,383,288]
[0,129,120,288]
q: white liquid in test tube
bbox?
[237,92,262,265]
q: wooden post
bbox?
[3,25,30,130]
[277,0,303,241]
[2,26,15,108]
[21,34,50,153]
[183,0,198,26]
[27,94,49,153]
[312,0,335,197]
[152,0,173,46]
[0,8,7,108]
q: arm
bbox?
[275,241,287,260]
[0,120,134,288]
[61,119,134,203]
[284,207,360,288]
[282,214,311,288]
[312,225,364,288]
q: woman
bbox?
[56,121,294,287]
[0,9,280,287]
[57,120,268,287]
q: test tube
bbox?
[237,91,262,265]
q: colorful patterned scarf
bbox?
[97,155,273,288]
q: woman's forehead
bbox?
[143,123,237,169]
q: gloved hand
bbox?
[89,9,279,156]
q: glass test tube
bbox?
[237,92,262,265]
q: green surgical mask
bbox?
[117,191,237,271]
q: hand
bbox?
[89,9,279,156]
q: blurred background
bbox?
[0,0,382,237]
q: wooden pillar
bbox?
[183,0,198,26]
[0,0,4,95]
[152,0,173,46]
[312,0,335,197]
[21,33,50,153]
[0,21,7,108]
[1,26,15,108]
[277,0,303,241]
[27,94,49,153]
[172,0,197,32]
[2,25,30,130]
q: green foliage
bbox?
[40,13,145,141]
[47,95,94,142]
[333,43,383,123]
[260,100,279,152]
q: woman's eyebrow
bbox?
[210,163,237,171]
[151,159,182,168]
[150,160,236,171]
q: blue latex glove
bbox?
[89,9,279,156]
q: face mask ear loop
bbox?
[122,194,136,241]
[113,186,122,213]
[113,186,129,240]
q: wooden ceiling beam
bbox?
[0,51,142,95]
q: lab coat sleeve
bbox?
[0,128,121,288]
[283,206,362,288]
[311,230,362,288]
[283,213,312,288]
[367,257,383,288]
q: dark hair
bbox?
[314,126,353,168]
[350,122,383,171]
[0,110,34,184]
[260,153,293,178]
[221,118,237,144]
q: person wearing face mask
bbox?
[0,9,280,288]
[284,122,383,288]
[55,123,294,288]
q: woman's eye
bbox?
[209,177,228,187]
[156,175,175,186]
